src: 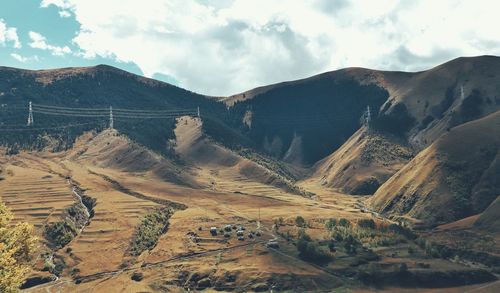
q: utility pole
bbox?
[109,106,114,129]
[27,101,34,126]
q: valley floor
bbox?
[0,148,498,292]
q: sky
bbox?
[1,0,500,96]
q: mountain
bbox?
[306,127,413,194]
[2,56,500,292]
[376,55,500,147]
[368,111,500,226]
[222,68,401,165]
[0,65,227,155]
[1,56,499,221]
[295,56,498,193]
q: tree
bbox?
[295,216,306,227]
[343,235,358,255]
[338,218,351,227]
[0,201,38,292]
[358,219,376,229]
[325,218,337,230]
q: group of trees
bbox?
[0,201,38,292]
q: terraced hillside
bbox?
[57,164,163,275]
[0,164,74,228]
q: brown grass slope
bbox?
[377,55,500,147]
[68,129,200,188]
[368,110,500,226]
[222,56,500,171]
[174,116,303,194]
[304,56,500,196]
[308,127,413,194]
[474,195,500,233]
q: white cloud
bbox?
[28,31,72,56]
[40,0,72,18]
[0,19,21,48]
[58,10,71,18]
[10,53,39,63]
[40,0,500,95]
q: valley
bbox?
[0,56,499,292]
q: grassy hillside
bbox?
[309,127,414,194]
[226,74,390,165]
[377,55,500,147]
[368,111,500,226]
[0,65,227,156]
[474,196,500,233]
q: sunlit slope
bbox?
[308,127,413,194]
[174,116,303,195]
[376,55,500,147]
[369,111,500,226]
[67,129,199,187]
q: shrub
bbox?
[52,258,66,276]
[43,259,55,272]
[328,239,336,252]
[303,242,331,263]
[296,233,332,264]
[358,219,376,229]
[387,224,416,239]
[325,218,337,230]
[131,271,144,281]
[295,216,306,227]
[344,235,358,255]
[45,221,77,248]
[129,208,174,256]
[338,218,351,227]
[274,217,284,226]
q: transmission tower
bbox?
[365,105,371,128]
[109,106,114,129]
[27,101,34,126]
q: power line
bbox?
[0,121,105,132]
[32,103,109,111]
[32,110,109,117]
[32,103,197,114]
